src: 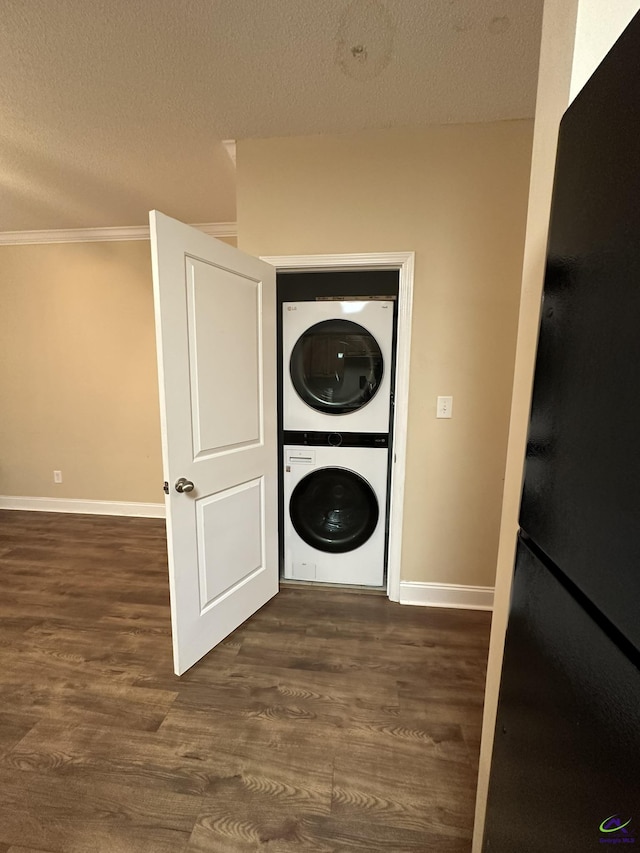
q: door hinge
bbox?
[163,481,169,495]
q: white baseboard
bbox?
[399,581,494,611]
[0,495,166,519]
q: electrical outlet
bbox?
[436,396,453,419]
[53,470,63,484]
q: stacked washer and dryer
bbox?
[282,299,395,587]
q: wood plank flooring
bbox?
[0,510,491,852]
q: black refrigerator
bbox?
[483,13,640,852]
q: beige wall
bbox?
[472,1,639,849]
[0,235,238,506]
[237,121,534,587]
[0,240,163,503]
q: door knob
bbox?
[175,477,195,493]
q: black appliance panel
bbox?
[290,319,384,415]
[484,536,640,852]
[289,467,379,553]
[277,270,399,303]
[520,13,640,652]
[283,430,389,448]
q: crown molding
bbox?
[0,221,237,246]
[222,139,237,167]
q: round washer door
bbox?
[290,467,379,553]
[290,319,384,415]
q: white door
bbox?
[150,211,278,675]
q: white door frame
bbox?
[261,251,415,603]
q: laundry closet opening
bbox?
[277,269,400,593]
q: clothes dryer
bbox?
[283,435,388,587]
[283,300,394,433]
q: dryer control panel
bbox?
[283,430,389,448]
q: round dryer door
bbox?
[290,319,384,415]
[290,467,379,553]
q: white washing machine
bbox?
[283,441,388,587]
[283,300,394,433]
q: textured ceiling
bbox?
[0,0,544,232]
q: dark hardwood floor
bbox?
[0,510,491,852]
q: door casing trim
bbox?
[262,251,414,602]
